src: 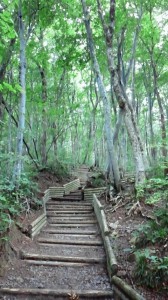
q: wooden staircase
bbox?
[0,191,114,299]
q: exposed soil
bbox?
[35,170,73,199]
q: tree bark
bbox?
[38,63,47,166]
[97,0,147,184]
[81,0,121,191]
[151,58,167,165]
[13,1,27,180]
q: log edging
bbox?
[92,194,145,299]
[112,276,145,300]
[0,288,113,297]
[28,213,47,239]
[92,194,118,277]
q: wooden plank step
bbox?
[46,211,93,214]
[42,233,99,238]
[47,219,97,224]
[25,260,91,267]
[36,243,104,249]
[46,213,94,217]
[42,229,99,234]
[63,196,81,199]
[46,207,92,211]
[46,207,93,210]
[47,200,91,203]
[21,252,105,263]
[46,206,92,209]
[69,191,82,195]
[48,223,98,227]
[46,216,96,220]
[0,288,113,298]
[50,197,82,201]
[37,238,103,246]
[64,193,81,196]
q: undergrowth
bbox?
[0,173,39,240]
[45,159,70,179]
[134,249,168,289]
[133,175,168,289]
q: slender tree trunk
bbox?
[38,64,47,165]
[152,60,167,163]
[81,0,121,191]
[148,94,157,162]
[96,0,147,184]
[13,1,26,180]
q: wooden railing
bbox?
[49,187,64,198]
[84,187,106,201]
[28,213,47,239]
[63,178,81,195]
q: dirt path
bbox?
[0,188,113,299]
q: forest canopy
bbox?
[0,0,167,186]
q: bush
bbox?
[0,173,39,239]
[133,176,168,289]
[134,205,168,247]
[46,159,69,179]
[134,249,168,289]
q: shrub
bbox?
[133,176,168,289]
[134,249,168,289]
[0,173,39,239]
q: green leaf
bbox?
[3,82,16,93]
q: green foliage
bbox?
[91,177,106,188]
[136,176,168,202]
[0,193,21,236]
[133,174,168,288]
[0,173,39,239]
[135,183,145,200]
[134,206,168,246]
[145,177,168,204]
[134,249,168,288]
[46,159,69,179]
[134,176,168,246]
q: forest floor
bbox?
[98,182,167,300]
[0,169,167,300]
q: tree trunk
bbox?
[152,60,167,162]
[81,0,121,191]
[38,64,47,166]
[96,0,147,185]
[13,1,26,180]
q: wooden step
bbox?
[41,233,99,239]
[21,252,105,264]
[46,206,93,210]
[50,197,82,201]
[37,237,103,246]
[46,211,93,215]
[42,229,99,235]
[47,219,97,224]
[25,260,92,267]
[36,243,104,249]
[47,223,98,227]
[0,288,114,299]
[46,213,94,217]
[47,201,91,205]
[46,216,96,221]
